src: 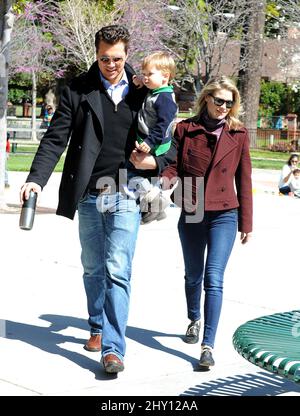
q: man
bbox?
[20,25,175,374]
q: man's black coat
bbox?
[27,61,176,219]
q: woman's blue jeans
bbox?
[178,209,238,348]
[78,192,140,360]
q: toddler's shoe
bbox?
[140,189,171,225]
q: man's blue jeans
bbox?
[178,209,238,348]
[78,192,140,360]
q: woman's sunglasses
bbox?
[209,94,234,109]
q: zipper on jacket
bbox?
[104,90,118,112]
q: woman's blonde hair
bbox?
[194,76,244,130]
[142,52,176,80]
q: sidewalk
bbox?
[1,170,300,396]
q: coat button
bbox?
[221,187,225,192]
[222,168,227,173]
[223,203,229,207]
[78,145,82,150]
[70,174,74,180]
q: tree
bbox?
[0,0,14,210]
[10,1,66,141]
[239,0,300,137]
[119,0,173,70]
[147,0,259,94]
[46,0,126,73]
[238,0,266,141]
[270,0,300,88]
[260,80,288,117]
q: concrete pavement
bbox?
[1,169,300,396]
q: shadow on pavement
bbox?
[181,371,300,396]
[2,315,198,379]
[126,326,198,368]
[3,315,106,381]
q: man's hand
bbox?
[129,149,157,170]
[20,182,42,204]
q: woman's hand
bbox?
[129,149,157,170]
[240,232,252,244]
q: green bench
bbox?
[233,310,300,383]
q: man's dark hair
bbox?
[95,25,130,52]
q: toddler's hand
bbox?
[135,140,151,153]
[132,75,144,89]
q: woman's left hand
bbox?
[129,149,157,170]
[240,232,252,244]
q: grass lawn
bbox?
[250,149,289,161]
[7,153,65,172]
[7,146,295,172]
[250,158,284,170]
[250,149,293,169]
[12,145,39,153]
[177,112,193,119]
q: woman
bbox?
[162,76,253,368]
[278,154,299,195]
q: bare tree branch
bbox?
[47,0,126,71]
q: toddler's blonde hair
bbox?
[142,52,176,80]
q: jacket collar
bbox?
[86,61,135,91]
[84,61,136,128]
[152,85,174,95]
[186,116,244,134]
[212,126,240,167]
[184,117,241,167]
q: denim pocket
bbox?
[78,192,88,204]
[113,193,139,213]
[78,192,97,204]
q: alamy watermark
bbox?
[94,170,204,224]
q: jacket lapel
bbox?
[86,89,104,133]
[211,127,239,168]
[79,62,105,133]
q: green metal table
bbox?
[233,310,300,383]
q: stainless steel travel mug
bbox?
[19,191,37,230]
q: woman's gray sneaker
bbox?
[199,348,215,367]
[183,320,200,344]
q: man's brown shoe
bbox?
[84,334,101,352]
[102,354,124,374]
